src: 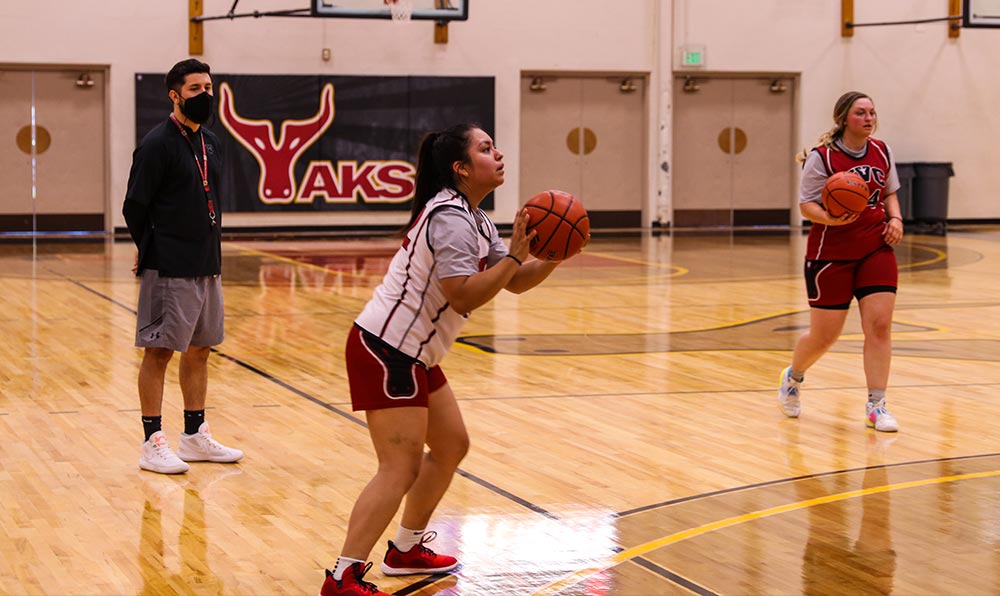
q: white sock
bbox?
[868,389,886,404]
[393,526,424,553]
[332,556,365,581]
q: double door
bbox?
[0,68,107,232]
[520,75,646,228]
[672,76,795,227]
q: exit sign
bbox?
[680,45,706,68]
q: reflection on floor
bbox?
[2,229,1000,595]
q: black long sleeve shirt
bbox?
[123,116,223,277]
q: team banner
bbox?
[135,74,495,212]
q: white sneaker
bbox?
[866,399,899,432]
[778,366,801,418]
[140,431,190,474]
[177,422,244,463]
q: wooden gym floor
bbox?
[2,228,999,595]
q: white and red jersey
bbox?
[802,137,899,261]
[355,188,506,367]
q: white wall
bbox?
[2,0,998,227]
[674,0,1000,219]
[0,0,659,230]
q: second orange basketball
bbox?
[822,171,870,217]
[523,190,590,261]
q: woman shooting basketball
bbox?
[777,91,904,433]
[319,123,565,596]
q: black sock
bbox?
[142,416,162,441]
[183,409,205,435]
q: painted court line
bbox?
[533,468,1000,595]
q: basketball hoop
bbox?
[385,0,414,21]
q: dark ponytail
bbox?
[404,123,479,230]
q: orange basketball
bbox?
[523,190,590,261]
[822,171,870,217]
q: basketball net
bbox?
[386,0,414,21]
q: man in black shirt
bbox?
[124,58,242,474]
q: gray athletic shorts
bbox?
[135,269,225,352]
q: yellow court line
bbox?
[532,468,1000,596]
[582,251,689,276]
[899,242,948,270]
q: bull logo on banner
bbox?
[219,82,415,205]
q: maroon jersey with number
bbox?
[806,138,892,261]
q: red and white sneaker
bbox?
[318,562,389,596]
[381,531,459,576]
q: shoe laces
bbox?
[415,531,440,556]
[343,562,379,594]
[194,430,226,451]
[869,398,890,416]
[782,377,799,400]
[150,435,177,460]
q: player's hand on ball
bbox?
[828,211,859,226]
[508,208,535,263]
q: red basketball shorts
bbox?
[805,246,898,310]
[345,324,447,411]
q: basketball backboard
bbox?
[964,0,1000,27]
[311,0,468,21]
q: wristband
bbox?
[889,216,902,222]
[505,254,523,266]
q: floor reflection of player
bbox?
[798,435,896,595]
[138,473,237,595]
[256,263,297,351]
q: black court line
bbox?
[209,351,364,426]
[75,270,978,595]
[215,343,561,519]
[615,451,1000,518]
[392,572,455,595]
[61,273,558,519]
[62,272,564,590]
[607,454,1000,596]
[454,469,559,519]
[61,274,139,314]
[632,557,720,596]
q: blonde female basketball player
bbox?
[777,91,904,433]
[319,123,568,596]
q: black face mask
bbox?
[180,91,214,124]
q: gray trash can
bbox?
[894,162,915,222]
[912,162,954,235]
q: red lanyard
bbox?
[170,114,217,227]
